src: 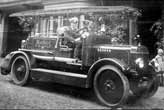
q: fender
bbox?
[10,50,34,67]
[1,50,34,75]
[85,58,129,88]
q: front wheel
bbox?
[93,65,130,107]
[11,55,31,86]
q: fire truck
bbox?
[0,6,159,107]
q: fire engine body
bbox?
[0,6,158,107]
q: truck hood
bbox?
[95,44,149,54]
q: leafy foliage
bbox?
[18,16,35,34]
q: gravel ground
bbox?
[0,74,164,109]
[0,74,106,109]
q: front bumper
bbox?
[127,64,156,78]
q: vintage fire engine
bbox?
[0,6,159,107]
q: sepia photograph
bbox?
[0,0,164,109]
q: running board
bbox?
[33,54,78,63]
[31,68,87,88]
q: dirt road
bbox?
[0,74,164,109]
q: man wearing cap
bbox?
[65,17,80,41]
[58,17,82,60]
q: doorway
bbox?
[6,17,28,55]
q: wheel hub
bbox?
[17,65,25,73]
[104,80,116,93]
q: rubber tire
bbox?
[93,65,130,107]
[11,55,31,86]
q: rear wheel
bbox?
[11,55,31,86]
[93,65,129,107]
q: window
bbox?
[60,15,80,29]
[30,16,59,38]
[53,17,58,34]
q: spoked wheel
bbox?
[94,65,130,107]
[11,55,31,86]
[142,76,159,98]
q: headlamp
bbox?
[135,58,144,68]
[81,32,89,39]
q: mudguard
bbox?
[0,50,33,75]
[85,58,129,88]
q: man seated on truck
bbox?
[57,17,82,60]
